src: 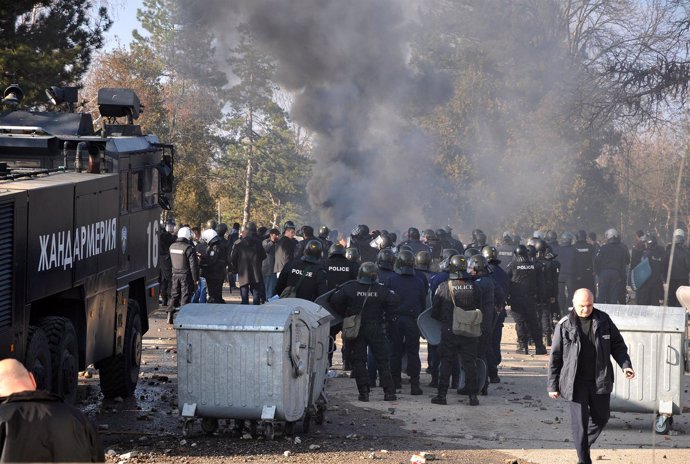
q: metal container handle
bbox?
[187,343,192,364]
[666,345,678,365]
[266,346,274,366]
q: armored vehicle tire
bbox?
[39,317,79,404]
[25,326,53,392]
[98,301,143,398]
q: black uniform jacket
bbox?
[548,308,632,401]
[275,258,328,301]
[0,390,104,462]
[329,281,399,323]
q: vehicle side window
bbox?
[129,170,144,211]
[119,172,128,214]
[143,167,158,208]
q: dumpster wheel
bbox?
[264,422,275,441]
[201,418,219,435]
[654,414,673,434]
[182,418,194,437]
[284,421,295,436]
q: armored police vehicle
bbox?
[0,84,174,402]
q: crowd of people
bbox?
[155,219,678,413]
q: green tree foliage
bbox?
[0,1,111,105]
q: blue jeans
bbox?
[240,283,264,305]
[264,273,278,298]
[191,277,207,303]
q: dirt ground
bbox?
[76,289,690,464]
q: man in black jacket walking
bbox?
[548,288,635,464]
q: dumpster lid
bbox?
[597,304,688,333]
[276,298,335,325]
[175,303,298,331]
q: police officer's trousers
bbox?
[510,295,542,346]
[570,380,610,464]
[597,269,622,304]
[159,262,173,306]
[388,315,422,383]
[350,322,395,395]
[171,273,194,307]
[438,327,478,394]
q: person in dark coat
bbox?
[330,262,399,402]
[0,359,104,462]
[496,233,515,272]
[397,227,432,256]
[168,226,199,323]
[274,221,298,276]
[230,222,267,305]
[482,245,509,384]
[381,250,427,395]
[199,228,228,303]
[573,230,596,297]
[158,219,176,306]
[467,254,494,396]
[262,228,280,299]
[325,243,359,367]
[663,229,690,306]
[594,228,630,304]
[508,245,547,355]
[275,240,328,301]
[557,232,577,316]
[634,235,665,305]
[430,255,481,406]
[548,288,635,464]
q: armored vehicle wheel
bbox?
[264,422,275,441]
[654,414,672,434]
[39,317,79,404]
[24,326,52,392]
[98,301,143,398]
[201,418,219,435]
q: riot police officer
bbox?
[159,219,176,307]
[573,230,596,296]
[635,235,665,305]
[168,226,199,323]
[663,229,690,306]
[535,240,559,346]
[430,255,481,406]
[398,227,431,255]
[594,228,630,304]
[414,250,436,289]
[496,233,515,272]
[200,228,229,303]
[507,245,546,355]
[330,262,398,402]
[376,248,397,283]
[467,254,494,395]
[349,224,378,263]
[345,246,361,264]
[275,239,328,301]
[318,225,333,253]
[557,232,577,315]
[325,243,359,367]
[383,250,427,395]
[482,245,509,383]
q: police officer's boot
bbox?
[428,374,438,388]
[393,375,402,391]
[166,307,176,324]
[358,385,370,402]
[535,343,548,355]
[431,387,447,405]
[480,377,489,396]
[410,377,423,396]
[469,393,479,406]
[515,340,528,354]
[383,388,397,401]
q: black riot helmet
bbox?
[206,219,218,231]
[435,228,446,239]
[534,239,548,258]
[575,229,587,242]
[526,237,539,248]
[345,247,360,263]
[378,234,392,249]
[545,230,557,243]
[467,254,487,274]
[408,227,421,240]
[471,229,484,241]
[514,244,529,262]
[318,225,330,239]
[398,244,413,253]
[376,248,396,270]
[395,250,415,275]
[217,223,228,238]
[329,243,346,257]
[448,255,469,279]
[283,220,296,231]
[414,250,432,271]
[559,232,574,246]
[512,234,522,245]
[526,245,537,260]
[352,224,370,238]
[389,232,397,244]
[464,247,480,258]
[475,231,487,246]
[357,261,379,284]
[302,239,323,264]
[481,245,499,263]
[441,248,460,261]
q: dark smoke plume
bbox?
[185,0,451,231]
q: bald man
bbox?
[547,289,635,464]
[0,359,104,462]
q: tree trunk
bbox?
[242,102,254,225]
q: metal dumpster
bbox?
[175,300,332,439]
[597,302,689,434]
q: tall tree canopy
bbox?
[0,1,111,105]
